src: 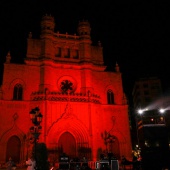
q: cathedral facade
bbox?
[0,15,132,164]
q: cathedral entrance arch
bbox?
[6,135,21,163]
[58,132,76,158]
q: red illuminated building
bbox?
[0,15,132,164]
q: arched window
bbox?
[107,90,114,104]
[13,84,23,100]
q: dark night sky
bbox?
[0,0,170,104]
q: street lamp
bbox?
[29,107,43,170]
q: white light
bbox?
[159,108,165,113]
[138,109,144,114]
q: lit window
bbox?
[150,118,155,124]
[13,84,23,100]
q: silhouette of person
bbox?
[6,157,15,170]
[26,156,36,170]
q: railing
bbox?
[54,32,79,40]
[31,91,100,104]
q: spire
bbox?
[40,14,55,38]
[6,51,11,63]
[77,19,91,39]
[115,62,120,72]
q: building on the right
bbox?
[132,77,169,170]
